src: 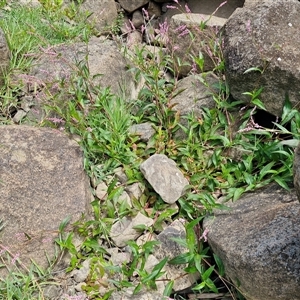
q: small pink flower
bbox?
[200,228,209,242]
[11,253,20,265]
[185,4,191,13]
[246,19,251,33]
[142,8,149,20]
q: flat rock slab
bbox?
[140,154,189,204]
[204,184,300,300]
[0,125,92,270]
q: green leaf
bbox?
[274,176,290,190]
[163,281,174,297]
[233,187,245,201]
[168,252,193,265]
[272,122,290,133]
[202,265,215,281]
[213,253,225,276]
[141,258,168,283]
[251,98,266,110]
[58,216,71,232]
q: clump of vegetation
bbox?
[0,1,299,299]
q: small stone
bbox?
[129,122,155,142]
[140,154,189,204]
[95,181,108,200]
[110,212,154,247]
[72,259,91,283]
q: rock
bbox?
[114,167,128,184]
[129,122,155,142]
[293,143,300,202]
[110,212,154,247]
[12,109,27,123]
[111,289,163,300]
[19,0,41,6]
[118,0,149,13]
[140,154,189,204]
[126,182,144,201]
[187,0,244,18]
[0,28,10,84]
[79,0,118,33]
[28,37,142,120]
[203,184,300,300]
[223,0,300,116]
[127,30,143,48]
[148,1,162,18]
[110,250,131,266]
[171,73,219,125]
[155,219,198,291]
[132,10,144,28]
[168,13,227,76]
[95,181,109,200]
[0,125,92,271]
[71,259,91,283]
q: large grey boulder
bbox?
[223,0,300,117]
[0,125,92,270]
[204,184,300,300]
[25,37,141,122]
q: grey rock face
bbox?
[118,0,149,13]
[140,154,189,204]
[155,219,198,291]
[293,142,300,202]
[204,184,300,300]
[0,28,10,84]
[0,125,92,271]
[171,73,218,117]
[79,0,118,32]
[129,122,155,142]
[223,0,300,116]
[110,212,154,247]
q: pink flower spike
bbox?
[185,4,191,13]
[173,0,178,3]
[142,8,149,20]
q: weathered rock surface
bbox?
[155,219,198,291]
[0,28,10,84]
[171,73,219,117]
[140,154,189,204]
[223,0,300,116]
[118,0,149,13]
[293,142,300,202]
[168,13,227,76]
[79,0,118,32]
[0,125,92,270]
[129,122,155,142]
[204,184,300,300]
[27,37,141,122]
[110,212,154,247]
